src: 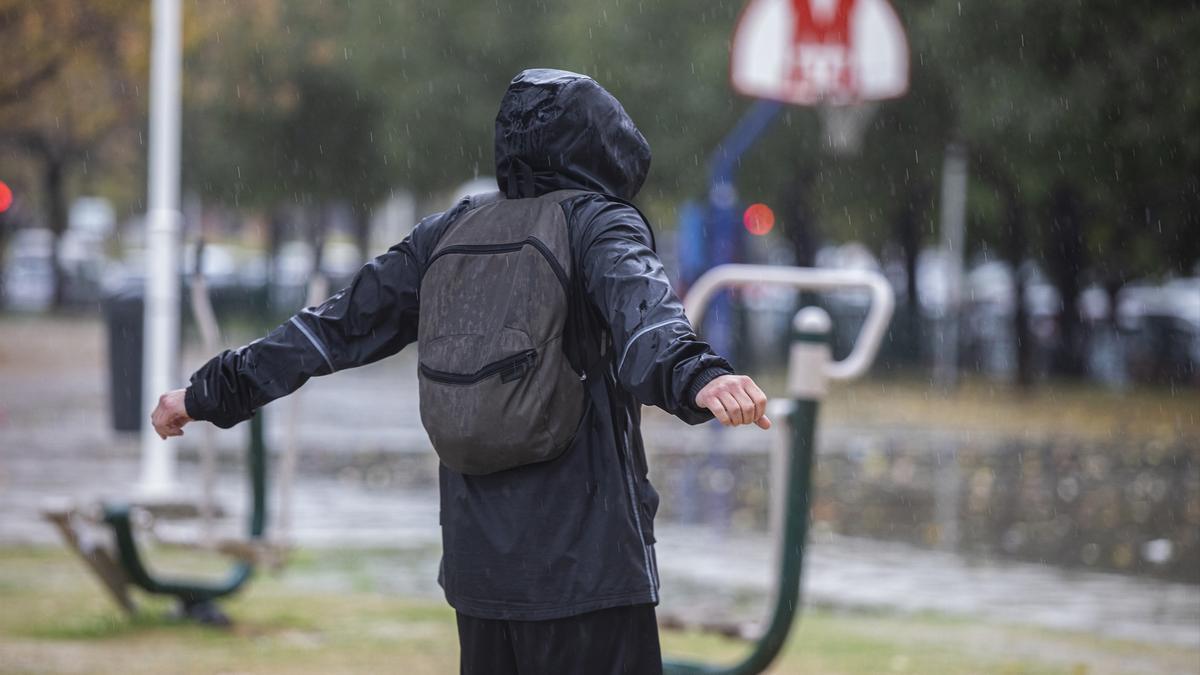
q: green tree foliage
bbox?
[183,0,749,218]
[4,0,1195,351]
[728,0,1197,378]
[0,0,149,305]
[184,2,389,214]
[910,0,1199,375]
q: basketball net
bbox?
[819,101,877,156]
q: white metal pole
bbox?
[934,142,968,390]
[138,0,183,497]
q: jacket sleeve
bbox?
[579,201,733,424]
[184,235,423,429]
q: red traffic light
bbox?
[0,180,12,213]
[743,202,775,236]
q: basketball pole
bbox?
[138,0,183,497]
[703,99,784,359]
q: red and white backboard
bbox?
[731,0,909,106]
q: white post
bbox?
[138,0,183,497]
[934,142,968,390]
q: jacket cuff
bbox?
[183,384,203,421]
[685,366,733,410]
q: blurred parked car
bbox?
[1,226,109,310]
[1117,277,1200,384]
[2,229,55,311]
[270,239,362,311]
[182,241,241,289]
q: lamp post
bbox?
[138,0,183,497]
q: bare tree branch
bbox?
[0,57,64,109]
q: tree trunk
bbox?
[1047,184,1086,377]
[1002,185,1033,388]
[0,209,10,300]
[781,167,817,267]
[353,205,371,261]
[266,208,285,287]
[894,186,924,365]
[311,202,330,281]
[976,152,1034,388]
[779,167,819,370]
[44,157,68,309]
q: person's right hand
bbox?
[151,388,192,439]
[694,374,771,429]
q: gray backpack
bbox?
[417,190,587,475]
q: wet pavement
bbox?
[4,448,1199,649]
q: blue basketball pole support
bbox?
[697,99,784,528]
[704,99,785,299]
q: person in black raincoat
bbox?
[152,68,771,674]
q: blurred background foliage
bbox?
[0,0,1197,382]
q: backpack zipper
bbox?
[426,237,569,296]
[419,349,538,385]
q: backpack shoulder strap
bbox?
[466,190,505,210]
[537,188,590,206]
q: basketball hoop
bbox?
[731,0,908,107]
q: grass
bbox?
[746,371,1199,442]
[2,546,1195,675]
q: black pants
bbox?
[456,604,663,675]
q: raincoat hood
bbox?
[495,69,651,200]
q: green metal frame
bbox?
[103,413,268,605]
[663,399,819,674]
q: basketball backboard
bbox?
[731,0,909,106]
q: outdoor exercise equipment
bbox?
[115,238,281,622]
[43,411,271,625]
[278,272,328,547]
[190,241,223,546]
[663,263,894,675]
[101,411,267,624]
[44,241,280,625]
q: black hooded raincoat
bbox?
[185,69,734,620]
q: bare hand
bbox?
[151,389,192,439]
[695,375,771,429]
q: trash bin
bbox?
[105,286,143,432]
